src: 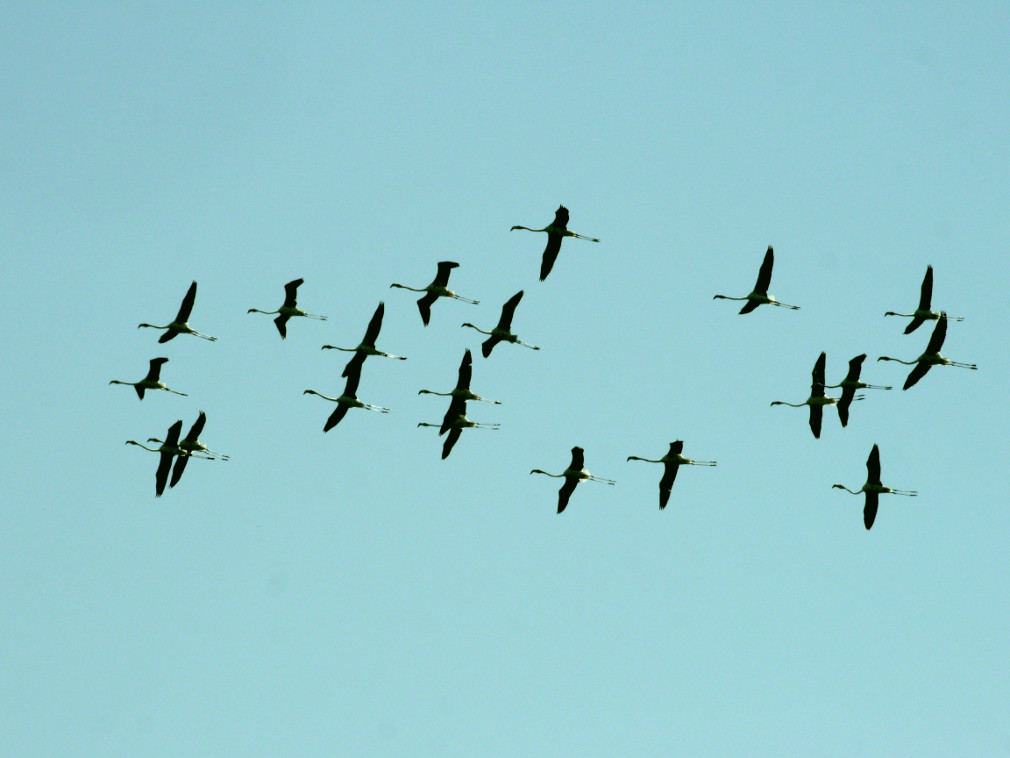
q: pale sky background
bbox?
[3,3,1009,755]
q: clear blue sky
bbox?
[3,3,1008,755]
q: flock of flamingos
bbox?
[112,205,977,527]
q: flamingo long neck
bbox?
[308,391,342,402]
[127,441,161,453]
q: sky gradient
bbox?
[3,3,1009,755]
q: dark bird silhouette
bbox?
[109,357,186,400]
[322,301,406,378]
[878,313,977,390]
[713,246,799,313]
[884,265,964,334]
[147,411,229,489]
[390,261,478,326]
[461,290,540,357]
[304,367,389,432]
[418,411,500,459]
[510,205,599,281]
[248,278,327,338]
[138,281,216,342]
[833,443,917,529]
[125,419,183,497]
[530,446,615,513]
[771,352,860,438]
[418,349,501,431]
[818,354,892,426]
[627,441,717,510]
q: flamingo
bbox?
[418,349,501,418]
[771,352,861,439]
[713,246,799,313]
[884,265,964,334]
[138,281,217,342]
[627,441,717,510]
[530,446,615,513]
[390,261,478,326]
[146,411,228,461]
[878,313,977,390]
[125,419,183,497]
[303,367,389,432]
[818,354,891,426]
[109,357,186,400]
[146,411,229,489]
[248,278,327,338]
[418,412,500,459]
[833,443,917,530]
[510,205,599,281]
[321,301,406,378]
[461,290,540,357]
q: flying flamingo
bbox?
[833,444,917,530]
[248,278,327,338]
[530,446,615,513]
[510,205,599,281]
[146,411,229,489]
[771,352,861,438]
[878,313,977,390]
[461,290,540,357]
[390,261,478,326]
[627,441,717,510]
[303,366,390,431]
[125,419,183,497]
[418,412,500,459]
[110,357,186,400]
[418,349,500,435]
[713,246,799,313]
[818,354,891,426]
[884,265,963,334]
[322,301,406,378]
[138,281,216,342]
